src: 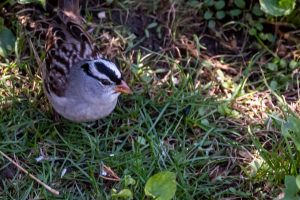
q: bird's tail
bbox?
[57,0,82,24]
[58,0,80,15]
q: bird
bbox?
[41,0,132,122]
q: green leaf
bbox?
[229,9,242,17]
[204,10,214,20]
[296,175,300,190]
[283,176,300,199]
[218,103,240,118]
[201,119,210,126]
[252,3,264,16]
[218,103,234,117]
[281,116,300,151]
[214,1,225,10]
[289,60,299,69]
[249,28,257,36]
[144,171,177,200]
[259,32,266,40]
[208,20,216,29]
[234,0,246,8]
[124,175,136,187]
[216,11,226,19]
[204,0,214,6]
[266,33,275,42]
[111,189,133,200]
[270,80,278,90]
[259,0,296,16]
[0,27,16,58]
[254,23,264,31]
[137,136,146,145]
[279,59,288,68]
[266,63,278,71]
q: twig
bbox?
[0,150,60,196]
[99,164,120,182]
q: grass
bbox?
[1,0,300,199]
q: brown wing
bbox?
[44,0,101,97]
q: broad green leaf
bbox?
[279,0,295,9]
[204,0,214,6]
[281,116,300,151]
[234,0,246,8]
[266,63,278,71]
[216,11,226,19]
[270,80,278,90]
[296,175,300,190]
[283,176,300,199]
[137,136,146,145]
[229,9,242,17]
[252,3,264,16]
[111,189,133,200]
[144,171,177,200]
[0,27,16,58]
[289,60,299,69]
[201,119,210,126]
[254,23,264,31]
[279,59,288,68]
[204,10,214,20]
[214,1,225,10]
[208,20,216,29]
[259,0,296,16]
[266,33,275,42]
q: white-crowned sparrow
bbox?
[42,0,132,122]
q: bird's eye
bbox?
[99,79,112,86]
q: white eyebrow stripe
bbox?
[89,64,111,80]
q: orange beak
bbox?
[114,80,133,94]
